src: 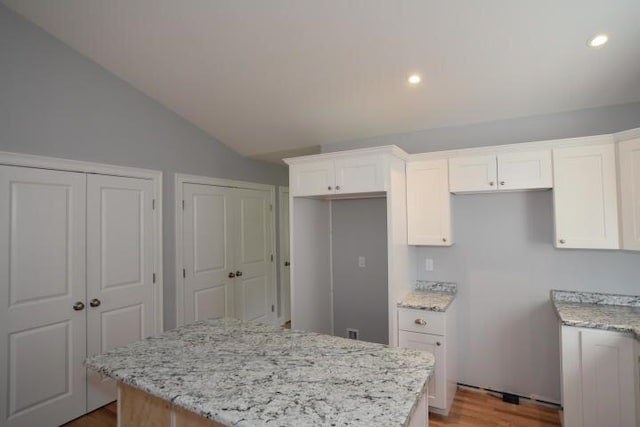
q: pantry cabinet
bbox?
[560,326,639,427]
[290,153,385,197]
[449,150,552,193]
[407,159,452,246]
[553,143,619,249]
[398,304,457,416]
[618,137,640,251]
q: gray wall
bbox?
[332,198,388,345]
[0,5,288,330]
[322,102,640,402]
[322,102,640,154]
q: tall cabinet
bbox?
[0,158,161,427]
[285,146,410,346]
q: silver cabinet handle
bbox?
[489,181,495,186]
[328,186,332,190]
[559,239,566,244]
[284,261,290,267]
[228,272,236,278]
[500,181,505,186]
[442,238,447,242]
[73,301,85,311]
[414,319,427,325]
[235,271,243,277]
[336,185,341,190]
[436,342,441,346]
[89,298,101,308]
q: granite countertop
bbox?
[551,290,640,341]
[397,281,457,312]
[86,318,434,427]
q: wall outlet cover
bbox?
[425,258,434,271]
[347,328,359,340]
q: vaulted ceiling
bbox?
[4,1,640,160]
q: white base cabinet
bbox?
[398,304,457,416]
[560,326,639,427]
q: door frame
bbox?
[0,150,164,335]
[174,173,277,327]
[278,186,290,325]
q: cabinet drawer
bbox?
[398,308,445,335]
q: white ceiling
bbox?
[4,1,640,160]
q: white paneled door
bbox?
[279,188,291,324]
[0,166,87,427]
[182,183,274,325]
[86,175,155,411]
[234,188,273,323]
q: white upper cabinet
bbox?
[449,150,552,193]
[449,154,497,192]
[618,137,640,251]
[290,160,336,197]
[497,150,552,190]
[553,143,619,249]
[287,149,399,197]
[407,159,452,246]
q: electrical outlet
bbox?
[347,328,359,340]
[425,258,434,271]
[358,256,366,268]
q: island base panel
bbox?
[117,382,224,427]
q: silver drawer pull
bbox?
[414,319,427,326]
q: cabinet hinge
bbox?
[152,273,156,283]
[270,204,273,212]
[182,200,185,210]
[152,199,156,210]
[183,268,186,278]
[270,254,274,262]
[271,305,275,312]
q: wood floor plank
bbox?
[62,387,560,426]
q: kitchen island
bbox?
[86,318,435,427]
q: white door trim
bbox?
[277,186,289,325]
[175,173,277,327]
[0,150,164,335]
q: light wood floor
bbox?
[62,388,560,426]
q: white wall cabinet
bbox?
[560,326,639,427]
[0,163,161,427]
[398,305,457,416]
[407,159,452,246]
[618,137,640,251]
[553,143,619,249]
[449,150,552,193]
[290,153,385,196]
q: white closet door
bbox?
[86,175,155,411]
[183,184,234,324]
[233,188,274,323]
[0,166,87,427]
[279,189,291,323]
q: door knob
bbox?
[284,261,290,267]
[235,271,243,277]
[228,272,236,278]
[73,301,85,311]
[89,298,101,308]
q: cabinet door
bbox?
[290,161,335,196]
[86,175,156,411]
[497,150,552,190]
[618,138,640,251]
[580,330,637,427]
[0,166,87,427]
[334,155,385,194]
[398,330,446,409]
[449,155,497,193]
[553,144,619,249]
[407,159,452,246]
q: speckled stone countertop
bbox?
[86,318,434,427]
[551,290,640,341]
[397,281,457,312]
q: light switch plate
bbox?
[425,258,434,271]
[358,256,366,268]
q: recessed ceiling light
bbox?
[587,33,609,48]
[408,74,421,84]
